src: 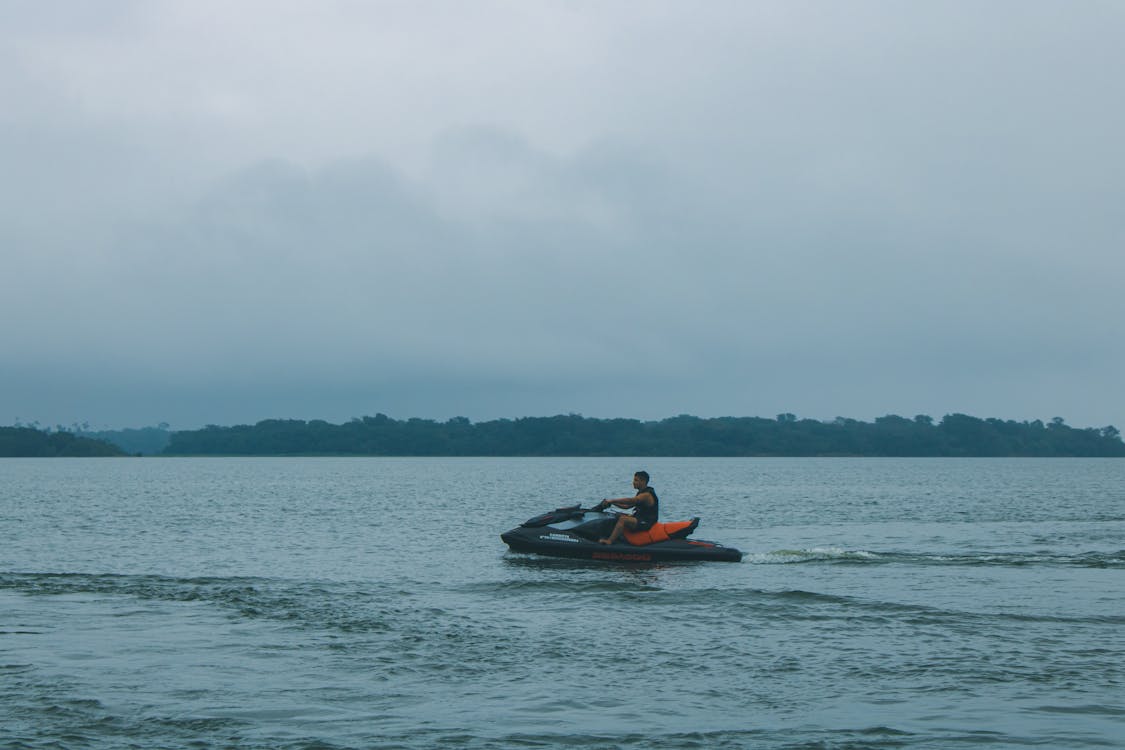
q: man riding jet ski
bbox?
[594,469,660,545]
[500,503,743,563]
[503,471,742,562]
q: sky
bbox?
[3,1,1123,431]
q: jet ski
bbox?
[501,504,743,562]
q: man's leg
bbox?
[599,515,637,544]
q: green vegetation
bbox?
[162,413,1125,457]
[0,426,128,457]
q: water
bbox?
[1,457,1123,749]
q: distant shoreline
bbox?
[7,413,1123,458]
[119,413,1125,458]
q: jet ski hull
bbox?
[501,524,743,563]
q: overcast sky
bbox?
[3,1,1123,431]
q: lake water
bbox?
[1,457,1123,749]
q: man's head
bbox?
[633,470,650,488]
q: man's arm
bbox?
[598,491,653,510]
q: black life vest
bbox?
[632,487,659,527]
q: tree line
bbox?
[0,426,127,457]
[159,413,1125,457]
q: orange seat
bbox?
[624,519,698,546]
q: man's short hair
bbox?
[634,470,650,483]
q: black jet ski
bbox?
[501,504,743,563]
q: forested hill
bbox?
[162,413,1125,457]
[0,427,127,457]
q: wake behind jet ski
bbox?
[501,504,743,563]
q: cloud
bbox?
[1,2,1123,429]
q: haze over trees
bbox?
[78,425,172,456]
[159,413,1125,457]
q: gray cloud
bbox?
[3,2,1123,430]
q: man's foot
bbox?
[598,538,612,545]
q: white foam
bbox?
[746,548,880,564]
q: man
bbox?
[596,470,659,545]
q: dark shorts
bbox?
[634,518,656,532]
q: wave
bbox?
[746,548,880,564]
[743,548,1125,568]
[0,571,405,634]
[501,544,1125,569]
[6,563,1123,636]
[463,578,663,594]
[587,584,1125,627]
[793,584,1122,627]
